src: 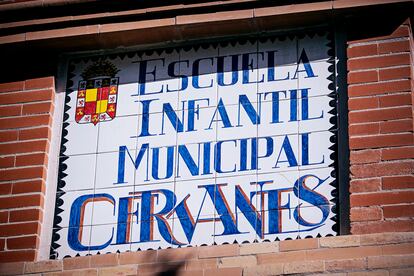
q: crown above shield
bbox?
[81,59,120,80]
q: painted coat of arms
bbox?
[75,60,120,125]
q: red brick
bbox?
[306,246,381,261]
[257,251,306,264]
[379,66,411,81]
[12,179,45,194]
[279,238,318,251]
[349,106,412,124]
[0,156,14,168]
[0,114,51,130]
[0,238,4,251]
[0,262,25,273]
[0,183,11,195]
[350,25,410,43]
[349,133,413,149]
[350,178,381,193]
[348,97,378,110]
[0,194,43,209]
[90,253,119,268]
[204,267,242,276]
[347,44,378,58]
[379,93,412,108]
[350,207,382,222]
[0,166,46,181]
[0,211,8,223]
[199,244,239,258]
[19,127,51,141]
[351,191,414,207]
[383,204,414,218]
[0,89,53,105]
[0,250,36,263]
[382,146,414,161]
[0,81,24,93]
[0,105,21,116]
[348,54,410,71]
[119,250,157,265]
[0,140,48,155]
[350,149,381,164]
[350,160,414,178]
[349,123,379,136]
[0,222,40,237]
[378,40,410,54]
[15,153,48,167]
[7,235,39,249]
[380,119,413,133]
[349,80,411,97]
[9,208,43,222]
[63,256,91,270]
[351,220,414,235]
[382,175,414,190]
[0,130,18,142]
[348,70,378,84]
[382,242,414,256]
[25,77,55,90]
[22,102,54,115]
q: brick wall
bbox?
[347,19,414,234]
[0,77,55,262]
[0,232,413,276]
[0,13,413,276]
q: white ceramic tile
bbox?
[298,131,335,171]
[63,121,99,156]
[129,181,176,250]
[171,215,215,247]
[174,178,217,218]
[178,45,219,110]
[136,111,177,148]
[216,102,258,141]
[89,223,131,254]
[107,56,140,117]
[130,217,175,251]
[60,154,96,191]
[217,41,259,106]
[174,142,216,181]
[170,179,217,247]
[116,83,141,117]
[297,33,330,63]
[258,98,299,137]
[53,226,92,258]
[176,105,217,145]
[258,36,298,96]
[298,167,335,209]
[256,170,300,212]
[298,94,335,133]
[214,211,258,245]
[58,189,95,228]
[91,186,134,226]
[132,181,175,215]
[256,133,300,174]
[298,205,337,238]
[95,150,136,190]
[98,114,139,153]
[134,142,176,185]
[214,138,258,179]
[136,49,180,113]
[297,60,332,98]
[257,209,299,242]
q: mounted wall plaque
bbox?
[51,31,339,258]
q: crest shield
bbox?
[75,60,120,125]
[75,78,118,125]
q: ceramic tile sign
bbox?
[51,32,338,259]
